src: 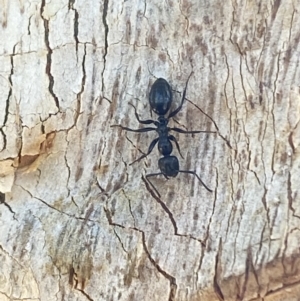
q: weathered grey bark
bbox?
[0,0,300,300]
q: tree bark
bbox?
[0,0,300,300]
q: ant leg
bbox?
[169,127,216,135]
[168,135,184,159]
[168,72,193,118]
[129,138,159,165]
[129,103,155,125]
[111,125,156,133]
[145,172,164,197]
[178,170,213,193]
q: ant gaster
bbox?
[112,74,215,197]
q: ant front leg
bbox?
[168,72,193,118]
[111,125,156,133]
[129,103,156,125]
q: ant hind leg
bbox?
[145,172,164,197]
[179,170,213,193]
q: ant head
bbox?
[149,78,173,115]
[158,156,179,178]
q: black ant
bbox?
[112,74,215,197]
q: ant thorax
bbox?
[157,116,168,124]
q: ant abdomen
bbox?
[158,156,179,178]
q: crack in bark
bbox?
[102,96,112,104]
[95,179,106,195]
[103,206,125,229]
[203,168,219,245]
[269,52,281,180]
[103,208,179,301]
[251,250,261,298]
[281,227,289,277]
[101,0,109,97]
[261,186,272,258]
[76,43,87,125]
[40,0,59,110]
[165,49,175,67]
[27,15,32,35]
[103,195,180,296]
[229,2,243,56]
[16,184,97,223]
[141,176,179,233]
[257,223,267,256]
[230,71,238,147]
[69,265,77,287]
[75,287,95,301]
[186,98,232,149]
[4,56,13,127]
[113,228,128,254]
[263,279,300,299]
[223,53,231,112]
[248,150,261,185]
[122,189,136,227]
[120,154,129,184]
[224,173,235,241]
[231,211,241,274]
[288,8,296,44]
[125,134,147,157]
[96,140,109,190]
[239,248,259,300]
[0,192,17,219]
[0,129,5,152]
[63,149,71,197]
[104,178,204,301]
[104,197,183,288]
[239,56,248,101]
[288,131,295,153]
[269,203,279,239]
[68,0,79,52]
[139,229,177,301]
[256,20,268,80]
[0,244,20,265]
[48,254,64,299]
[195,242,206,290]
[142,175,207,248]
[178,0,189,36]
[0,291,11,300]
[213,239,224,300]
[287,171,300,220]
[0,57,14,151]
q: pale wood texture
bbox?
[0,0,300,300]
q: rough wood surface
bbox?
[0,0,300,300]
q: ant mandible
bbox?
[112,73,215,197]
